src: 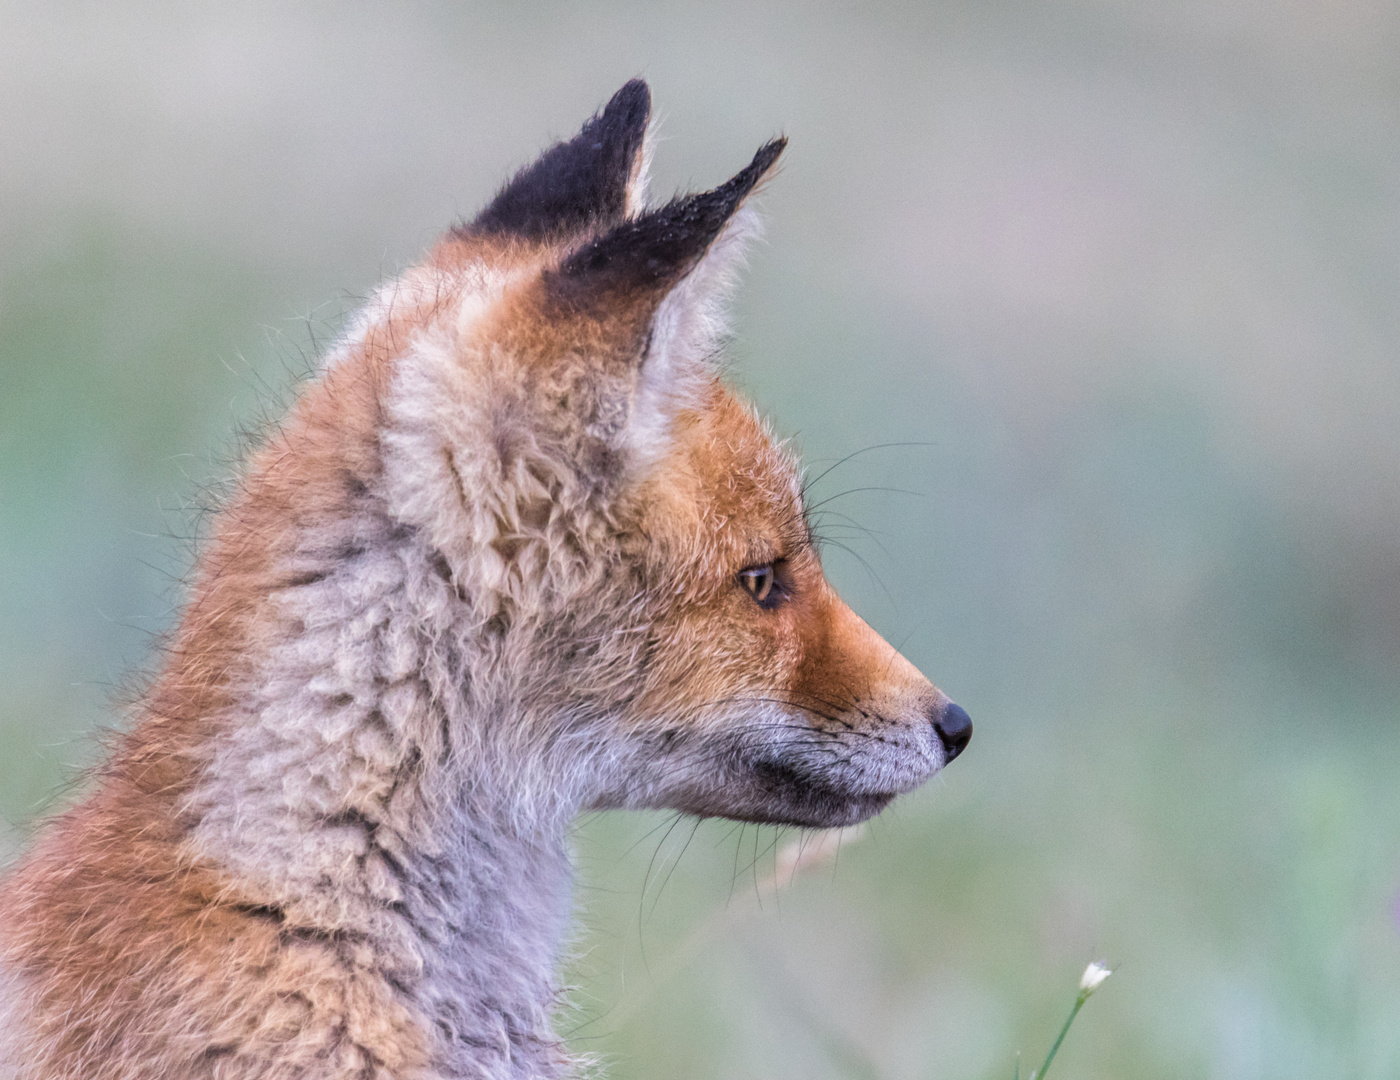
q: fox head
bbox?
[256,80,969,834]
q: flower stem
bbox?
[1029,991,1089,1080]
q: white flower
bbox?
[1079,961,1112,994]
[759,825,866,896]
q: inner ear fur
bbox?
[517,135,786,467]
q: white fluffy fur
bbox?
[168,224,758,1075]
[625,205,762,467]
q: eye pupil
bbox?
[741,565,776,604]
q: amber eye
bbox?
[738,564,781,608]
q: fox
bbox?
[0,79,971,1079]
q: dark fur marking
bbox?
[341,469,370,498]
[321,807,378,831]
[428,549,453,583]
[279,923,360,946]
[385,744,423,798]
[545,137,786,311]
[463,79,650,241]
[228,902,288,925]
[282,568,332,588]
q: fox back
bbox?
[0,80,970,1080]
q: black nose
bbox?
[934,702,972,762]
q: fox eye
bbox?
[738,564,783,609]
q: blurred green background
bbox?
[2,2,1398,1077]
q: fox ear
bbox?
[543,137,787,462]
[464,79,652,240]
[546,137,785,311]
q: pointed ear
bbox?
[540,137,787,464]
[463,79,652,241]
[504,137,784,470]
[546,137,785,311]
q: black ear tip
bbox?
[758,135,788,160]
[750,136,787,176]
[584,78,650,167]
[723,136,787,203]
[463,79,653,241]
[606,79,652,127]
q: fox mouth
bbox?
[655,721,937,828]
[729,759,897,828]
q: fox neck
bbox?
[179,494,587,1071]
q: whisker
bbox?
[800,442,934,497]
[805,486,925,514]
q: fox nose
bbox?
[933,702,972,763]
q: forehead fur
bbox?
[634,383,807,577]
